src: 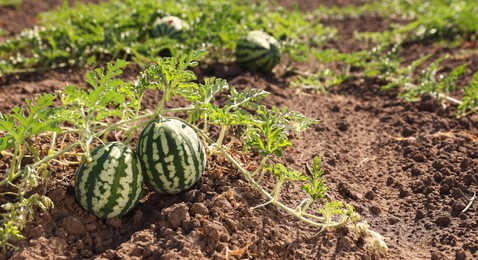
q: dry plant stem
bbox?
[445,95,463,105]
[461,191,476,214]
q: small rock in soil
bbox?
[412,154,426,162]
[386,176,394,186]
[106,217,122,228]
[182,220,195,234]
[337,122,348,132]
[402,127,415,137]
[55,227,68,239]
[75,240,85,250]
[388,217,400,225]
[337,236,354,251]
[440,184,451,194]
[86,213,98,224]
[431,251,445,260]
[85,224,97,232]
[452,201,466,212]
[410,167,422,176]
[28,225,45,238]
[211,196,233,213]
[338,182,359,200]
[460,158,470,171]
[455,249,467,260]
[52,208,70,220]
[190,202,209,216]
[205,221,230,244]
[132,230,154,244]
[399,187,410,198]
[415,210,425,221]
[435,216,451,227]
[62,216,86,235]
[364,190,375,200]
[165,203,190,229]
[369,205,382,215]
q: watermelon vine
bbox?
[0,51,387,252]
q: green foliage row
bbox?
[291,0,478,116]
[0,0,335,76]
[0,0,21,8]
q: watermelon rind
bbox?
[151,15,189,38]
[137,118,206,194]
[236,30,281,72]
[75,142,144,219]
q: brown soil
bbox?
[1,1,478,259]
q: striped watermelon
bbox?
[151,16,189,38]
[136,118,206,194]
[235,30,281,73]
[75,142,144,219]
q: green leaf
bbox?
[318,201,345,219]
[458,71,478,115]
[266,163,305,182]
[0,136,15,151]
[301,156,327,200]
[226,87,269,111]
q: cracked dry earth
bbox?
[1,0,478,259]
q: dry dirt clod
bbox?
[190,202,209,216]
[435,216,452,227]
[61,216,86,235]
[338,182,360,200]
[106,217,122,228]
[165,203,190,229]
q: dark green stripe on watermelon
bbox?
[75,142,143,219]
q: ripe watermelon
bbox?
[151,16,189,38]
[75,142,144,219]
[137,118,206,194]
[235,30,281,73]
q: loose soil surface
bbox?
[1,1,478,259]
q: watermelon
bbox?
[75,142,144,219]
[151,16,189,38]
[235,30,281,73]
[137,118,206,194]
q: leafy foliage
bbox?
[457,72,478,116]
[302,157,327,201]
[0,0,335,76]
[0,0,21,8]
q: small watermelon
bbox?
[75,142,144,219]
[137,118,206,194]
[235,30,281,73]
[151,16,189,38]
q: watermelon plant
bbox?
[75,142,144,219]
[0,51,387,252]
[0,0,335,76]
[137,118,206,194]
[235,30,281,72]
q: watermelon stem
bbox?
[0,141,82,187]
[216,126,228,148]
